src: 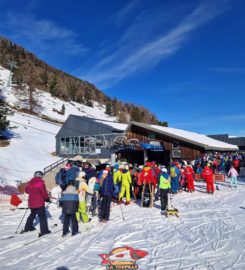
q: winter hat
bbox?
[146,161,151,167]
[114,164,119,170]
[161,168,167,173]
[34,171,44,178]
[125,165,129,170]
[64,163,72,170]
[76,171,86,181]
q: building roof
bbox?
[56,115,126,138]
[94,119,128,131]
[209,134,245,147]
[126,122,239,151]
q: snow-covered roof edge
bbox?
[126,122,239,151]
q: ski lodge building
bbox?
[56,115,238,165]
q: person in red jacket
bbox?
[139,162,155,207]
[23,171,51,237]
[184,164,195,192]
[202,165,214,194]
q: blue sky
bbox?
[0,0,244,136]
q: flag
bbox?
[10,194,22,207]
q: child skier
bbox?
[60,181,79,236]
[228,165,239,188]
[184,164,195,192]
[99,170,114,222]
[113,164,122,203]
[75,171,93,223]
[202,164,214,194]
[159,168,171,213]
[118,165,132,205]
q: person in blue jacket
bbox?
[170,163,180,194]
[60,181,79,236]
[99,170,114,222]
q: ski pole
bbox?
[119,203,125,221]
[15,208,29,234]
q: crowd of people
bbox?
[22,152,244,237]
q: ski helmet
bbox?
[34,171,44,178]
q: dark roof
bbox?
[56,115,125,138]
[208,134,245,147]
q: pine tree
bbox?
[50,78,58,97]
[0,97,11,131]
[112,97,118,116]
[61,104,65,115]
[83,89,93,107]
[105,101,113,116]
[130,107,142,122]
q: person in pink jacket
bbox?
[23,171,51,237]
[228,165,239,188]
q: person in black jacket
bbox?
[99,170,114,222]
[60,181,79,236]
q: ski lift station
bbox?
[56,115,239,165]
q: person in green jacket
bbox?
[119,165,132,205]
[159,168,171,212]
[76,171,93,223]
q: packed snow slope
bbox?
[0,179,245,270]
[0,111,61,183]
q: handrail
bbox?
[43,157,69,175]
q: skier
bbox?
[23,171,51,237]
[202,164,214,194]
[170,163,180,194]
[184,163,195,192]
[196,163,203,174]
[159,168,171,213]
[76,171,93,223]
[180,166,187,191]
[228,165,239,188]
[60,180,79,236]
[139,162,155,207]
[99,170,114,222]
[113,163,122,203]
[118,165,132,205]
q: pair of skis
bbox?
[141,182,154,208]
[1,223,58,241]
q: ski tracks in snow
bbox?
[1,181,245,269]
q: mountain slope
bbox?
[0,36,166,125]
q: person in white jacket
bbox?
[75,171,93,223]
[228,165,239,188]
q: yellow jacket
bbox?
[77,180,93,202]
[113,170,122,184]
[120,170,132,187]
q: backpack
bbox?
[55,168,67,190]
[170,167,177,178]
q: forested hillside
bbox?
[0,37,167,126]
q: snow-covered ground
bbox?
[0,111,61,183]
[0,179,245,270]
